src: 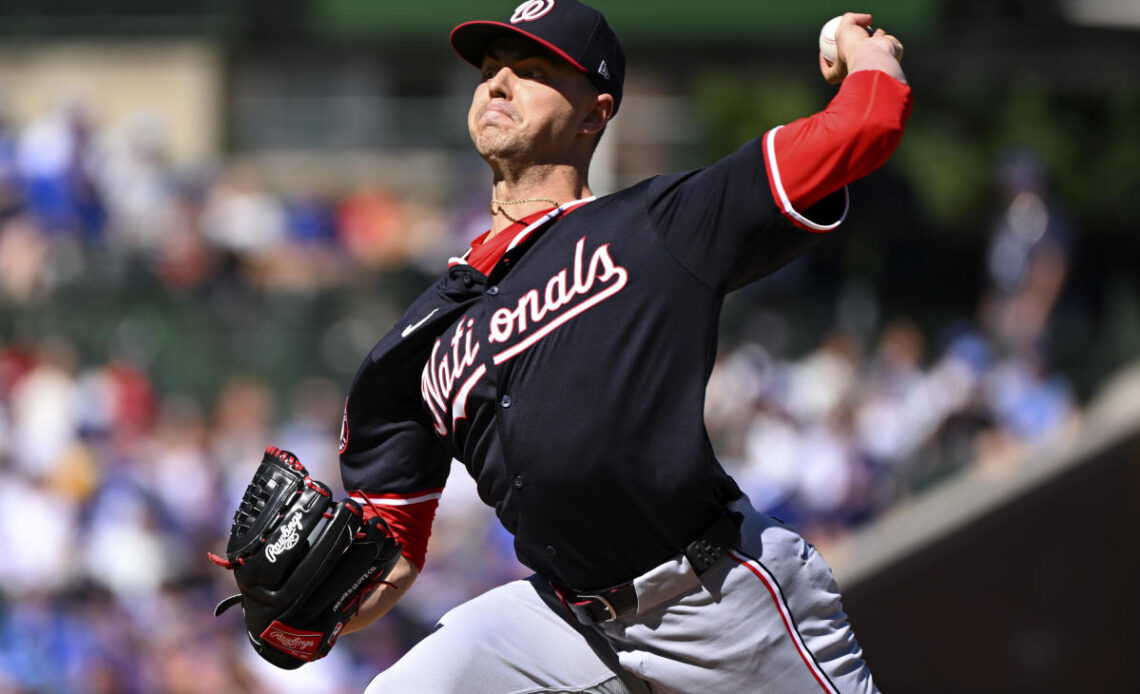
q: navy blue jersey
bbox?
[341,135,846,590]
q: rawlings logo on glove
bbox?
[209,446,401,669]
[266,511,306,563]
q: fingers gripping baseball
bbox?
[819,13,905,85]
[872,27,905,63]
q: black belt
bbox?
[555,513,741,623]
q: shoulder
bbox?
[359,268,483,367]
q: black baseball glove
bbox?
[209,446,401,669]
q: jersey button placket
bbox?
[488,271,523,523]
[499,379,521,487]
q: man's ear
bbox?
[579,93,614,136]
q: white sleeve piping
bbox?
[764,126,849,233]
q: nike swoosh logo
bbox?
[401,308,439,338]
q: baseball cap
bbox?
[450,0,626,114]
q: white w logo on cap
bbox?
[511,0,555,23]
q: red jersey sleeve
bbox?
[351,489,441,573]
[764,69,913,231]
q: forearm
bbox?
[770,70,912,213]
[341,484,441,635]
[846,42,906,84]
[342,555,420,635]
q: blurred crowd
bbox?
[0,100,1084,693]
[707,318,1077,545]
[0,95,489,308]
[0,338,529,694]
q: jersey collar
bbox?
[448,196,596,268]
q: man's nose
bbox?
[486,66,513,98]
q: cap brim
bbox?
[450,21,587,73]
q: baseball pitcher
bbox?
[214,2,909,692]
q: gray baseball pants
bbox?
[364,496,879,694]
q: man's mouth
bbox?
[480,101,519,123]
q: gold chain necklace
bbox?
[489,197,560,222]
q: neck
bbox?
[487,163,592,236]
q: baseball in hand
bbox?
[819,16,843,64]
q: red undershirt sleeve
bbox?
[764,69,913,229]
